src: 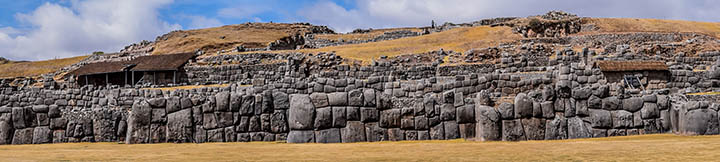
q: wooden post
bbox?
[173,71,177,84]
[153,71,156,85]
[85,75,88,86]
[124,71,128,86]
[105,73,109,86]
[132,71,135,86]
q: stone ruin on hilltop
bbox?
[1,11,720,144]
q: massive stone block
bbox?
[32,126,51,144]
[167,108,193,143]
[272,91,289,109]
[287,130,315,143]
[611,110,633,128]
[126,100,152,144]
[641,103,659,119]
[348,89,364,106]
[289,94,315,130]
[514,93,533,118]
[332,107,346,128]
[314,108,332,130]
[341,121,366,143]
[522,118,546,140]
[602,97,620,111]
[379,109,401,128]
[681,109,720,135]
[589,109,612,128]
[328,92,348,106]
[567,117,591,139]
[545,116,567,140]
[360,107,379,122]
[498,103,514,120]
[365,123,387,142]
[315,128,341,143]
[270,111,288,133]
[363,89,376,107]
[502,119,526,141]
[440,104,456,121]
[623,97,643,112]
[475,105,501,141]
[215,92,230,112]
[12,128,33,144]
[443,121,459,139]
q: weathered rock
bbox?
[499,103,514,120]
[332,107,346,128]
[522,118,546,140]
[361,107,378,122]
[612,110,633,128]
[514,93,533,118]
[328,92,348,106]
[502,119,526,141]
[289,94,315,130]
[430,123,445,140]
[273,91,289,109]
[641,103,659,119]
[12,128,33,144]
[315,128,341,143]
[541,101,555,118]
[443,121,459,139]
[572,88,591,99]
[388,128,404,141]
[623,97,643,112]
[363,89,376,107]
[567,117,591,139]
[348,89,364,106]
[167,108,193,143]
[32,126,51,144]
[310,93,329,108]
[346,107,360,121]
[126,100,152,144]
[287,130,315,143]
[440,104,456,121]
[270,111,288,133]
[365,123,387,142]
[589,109,612,128]
[475,105,501,141]
[456,105,475,124]
[602,96,620,110]
[681,109,719,135]
[341,121,366,143]
[379,109,401,128]
[215,92,230,112]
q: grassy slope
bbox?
[0,56,88,79]
[584,18,720,37]
[152,23,314,55]
[241,25,520,63]
[0,134,718,161]
[315,27,424,41]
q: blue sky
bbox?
[0,0,719,61]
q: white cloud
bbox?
[300,0,720,33]
[186,15,223,29]
[0,0,181,61]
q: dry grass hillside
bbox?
[584,18,720,38]
[241,25,520,63]
[152,23,330,55]
[0,134,719,161]
[315,27,424,41]
[0,56,88,79]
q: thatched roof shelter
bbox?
[68,61,135,76]
[130,53,195,71]
[595,60,669,72]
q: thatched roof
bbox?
[130,53,195,71]
[69,53,195,76]
[68,61,135,76]
[595,60,669,72]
